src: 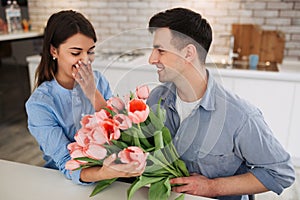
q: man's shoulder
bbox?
[147,83,173,105]
[214,82,261,116]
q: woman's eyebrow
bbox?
[69,45,96,51]
[69,47,82,50]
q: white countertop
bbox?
[26,53,300,82]
[0,159,210,200]
[0,30,43,41]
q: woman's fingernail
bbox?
[72,72,75,76]
[75,64,79,68]
[78,60,82,64]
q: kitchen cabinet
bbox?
[212,75,234,91]
[100,66,131,96]
[287,83,300,165]
[230,78,294,148]
[96,65,158,97]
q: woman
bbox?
[25,10,144,185]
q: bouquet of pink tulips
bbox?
[65,85,189,200]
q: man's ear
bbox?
[50,45,58,58]
[184,44,197,62]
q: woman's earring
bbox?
[53,57,56,61]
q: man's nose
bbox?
[148,49,159,65]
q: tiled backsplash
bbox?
[27,0,300,61]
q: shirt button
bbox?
[175,136,179,141]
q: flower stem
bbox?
[147,154,181,177]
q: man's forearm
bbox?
[212,172,268,197]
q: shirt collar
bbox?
[161,83,177,110]
[200,69,216,111]
[160,69,216,111]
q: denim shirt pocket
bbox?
[195,149,242,179]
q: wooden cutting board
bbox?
[231,24,285,63]
[259,30,285,63]
[231,24,262,59]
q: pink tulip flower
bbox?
[95,109,110,122]
[70,148,86,159]
[74,129,91,147]
[85,143,107,160]
[114,114,132,130]
[136,85,150,100]
[101,118,121,141]
[128,99,150,123]
[107,96,125,113]
[122,93,131,107]
[81,114,99,130]
[91,126,108,145]
[118,146,148,170]
[67,142,82,153]
[65,159,81,171]
[67,143,87,162]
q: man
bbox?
[146,7,295,200]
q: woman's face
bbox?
[51,33,96,88]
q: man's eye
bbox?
[157,49,165,53]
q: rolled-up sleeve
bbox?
[26,95,93,185]
[234,110,295,194]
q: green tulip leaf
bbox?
[127,176,165,200]
[149,177,171,200]
[175,193,185,200]
[90,178,118,197]
[74,157,102,165]
[154,130,164,150]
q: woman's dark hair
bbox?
[34,10,97,88]
[148,7,212,63]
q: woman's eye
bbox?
[88,51,95,55]
[71,52,80,56]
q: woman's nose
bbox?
[80,53,90,65]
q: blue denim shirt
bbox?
[25,70,112,185]
[146,70,295,200]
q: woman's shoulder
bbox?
[26,81,56,105]
[93,70,108,83]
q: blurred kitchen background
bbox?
[27,0,300,60]
[0,1,300,199]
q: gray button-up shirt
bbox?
[146,70,295,200]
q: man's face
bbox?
[148,28,187,83]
